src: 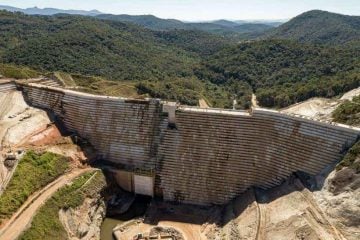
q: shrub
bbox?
[0,151,69,223]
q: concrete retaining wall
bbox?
[19,83,360,205]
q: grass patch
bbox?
[332,95,360,126]
[0,151,69,223]
[0,63,40,79]
[71,74,141,98]
[136,77,233,108]
[19,170,106,240]
[336,141,360,173]
[53,72,76,87]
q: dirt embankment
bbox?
[314,165,360,240]
[281,86,360,121]
[0,168,91,240]
[0,90,89,191]
[0,91,51,191]
[0,89,96,239]
[281,97,339,121]
[220,179,346,240]
[280,87,360,240]
[199,99,210,108]
[59,192,106,239]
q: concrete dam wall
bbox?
[21,83,162,170]
[157,108,358,204]
[19,83,360,205]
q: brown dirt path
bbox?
[0,168,92,240]
[251,94,259,108]
[199,99,209,108]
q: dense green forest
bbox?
[333,95,360,126]
[0,10,359,109]
[154,30,231,56]
[96,14,274,39]
[265,10,360,45]
[195,40,359,108]
[0,11,199,81]
[95,14,186,31]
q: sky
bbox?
[0,0,359,21]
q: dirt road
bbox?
[0,168,91,240]
[199,99,209,108]
[251,94,259,108]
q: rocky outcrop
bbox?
[59,197,106,240]
[314,162,360,240]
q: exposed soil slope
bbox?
[0,168,91,240]
[0,90,50,192]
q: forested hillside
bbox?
[0,10,359,109]
[196,40,360,108]
[154,30,231,56]
[265,10,360,44]
[0,11,199,81]
[0,11,233,106]
[333,95,360,126]
[96,14,274,39]
[96,14,185,31]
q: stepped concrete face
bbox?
[156,108,359,205]
[17,83,360,205]
[21,83,162,170]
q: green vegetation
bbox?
[265,10,360,45]
[0,11,235,106]
[0,11,199,81]
[20,170,106,240]
[186,22,273,39]
[137,77,233,107]
[333,95,360,173]
[0,10,359,108]
[336,141,360,173]
[0,63,40,79]
[96,14,186,31]
[53,72,76,87]
[196,40,359,108]
[70,74,142,98]
[257,72,360,108]
[333,95,360,126]
[96,14,274,39]
[154,30,231,56]
[0,151,69,223]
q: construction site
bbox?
[0,78,359,240]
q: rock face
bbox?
[59,197,106,240]
[314,163,360,240]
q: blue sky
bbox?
[0,0,359,21]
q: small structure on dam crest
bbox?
[17,82,360,205]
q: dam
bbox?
[4,80,359,206]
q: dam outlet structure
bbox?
[11,82,360,206]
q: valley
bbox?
[0,4,359,240]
